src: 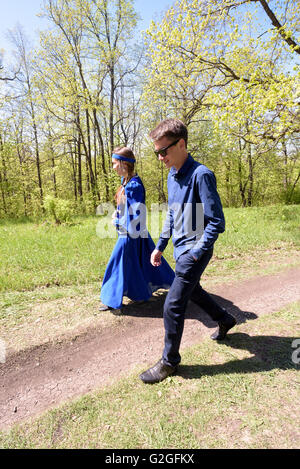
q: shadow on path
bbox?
[178,333,299,379]
[121,290,257,330]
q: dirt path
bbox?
[1,266,299,430]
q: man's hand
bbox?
[151,249,163,267]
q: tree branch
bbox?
[257,0,300,54]
[0,66,20,81]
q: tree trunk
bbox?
[0,134,8,214]
[28,91,43,210]
[238,138,247,207]
[76,111,83,201]
[0,171,8,215]
[247,142,253,206]
[16,144,28,216]
[69,140,77,202]
[159,164,167,203]
[85,109,98,206]
[46,116,57,197]
[109,69,115,156]
[93,109,109,201]
[282,139,289,190]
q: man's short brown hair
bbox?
[149,118,188,146]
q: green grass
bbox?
[1,302,299,449]
[0,206,299,448]
[217,205,300,255]
[0,217,112,292]
[0,205,299,293]
[1,205,299,352]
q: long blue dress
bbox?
[100,175,175,309]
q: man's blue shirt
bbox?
[156,154,225,260]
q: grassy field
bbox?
[0,204,299,448]
[1,204,300,352]
[0,204,299,293]
[1,301,299,449]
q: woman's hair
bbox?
[113,146,136,205]
[149,118,188,147]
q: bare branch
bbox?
[0,66,21,81]
[256,0,300,54]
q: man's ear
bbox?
[179,138,186,151]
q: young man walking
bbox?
[139,119,236,384]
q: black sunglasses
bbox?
[154,139,180,158]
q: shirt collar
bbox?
[170,154,194,179]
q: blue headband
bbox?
[112,153,135,163]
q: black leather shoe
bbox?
[139,359,177,384]
[211,314,237,340]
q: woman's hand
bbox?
[111,209,119,225]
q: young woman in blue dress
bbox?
[99,146,175,311]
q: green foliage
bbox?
[44,195,73,224]
[0,0,299,217]
[141,0,299,208]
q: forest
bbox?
[0,0,299,219]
